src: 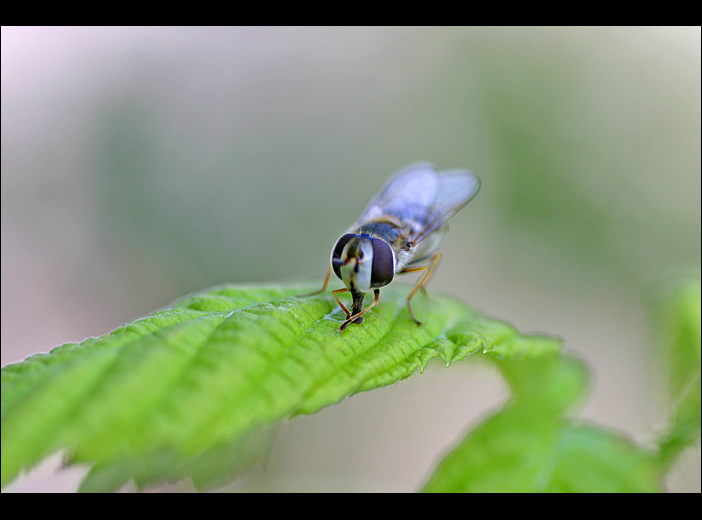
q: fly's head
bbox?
[331,233,395,293]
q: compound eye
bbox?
[370,238,394,287]
[332,234,356,279]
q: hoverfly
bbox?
[306,162,480,331]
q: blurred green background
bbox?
[1,26,699,492]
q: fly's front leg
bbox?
[340,289,380,331]
[400,251,442,326]
[332,287,352,319]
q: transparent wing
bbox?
[354,162,480,263]
[355,162,441,226]
[412,168,481,244]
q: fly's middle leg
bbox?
[299,264,332,297]
[400,251,442,325]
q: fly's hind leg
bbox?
[400,251,442,326]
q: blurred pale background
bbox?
[1,26,699,492]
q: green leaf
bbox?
[1,281,556,492]
[421,354,663,492]
[647,275,702,471]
